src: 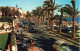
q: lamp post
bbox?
[71,0,75,39]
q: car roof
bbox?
[55,40,66,44]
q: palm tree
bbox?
[43,0,61,30]
[54,8,67,34]
[38,7,45,25]
[36,7,42,25]
[5,6,11,17]
[1,6,5,16]
[32,10,38,24]
[43,0,51,29]
[49,0,62,31]
[63,4,79,39]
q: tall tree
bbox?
[36,7,42,25]
[53,7,67,34]
[49,0,61,31]
[43,0,51,29]
[26,11,31,22]
[1,7,5,16]
[63,4,79,39]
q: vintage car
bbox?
[52,40,72,51]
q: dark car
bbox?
[61,27,72,33]
[22,21,30,28]
[54,26,59,31]
[17,23,22,27]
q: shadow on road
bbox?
[16,34,27,51]
[68,45,79,51]
[34,36,56,51]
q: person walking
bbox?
[17,29,19,36]
[26,25,28,31]
[16,24,19,30]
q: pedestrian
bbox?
[17,29,19,36]
[16,24,19,30]
[20,29,23,35]
[26,25,28,31]
[31,40,35,47]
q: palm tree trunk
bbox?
[43,16,45,25]
[73,16,75,39]
[41,16,42,25]
[52,10,54,31]
[39,17,40,25]
[35,16,37,24]
[47,11,50,29]
[59,21,61,34]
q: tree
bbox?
[32,10,38,24]
[43,0,51,29]
[5,6,11,16]
[26,11,31,22]
[63,4,79,39]
[53,8,67,34]
[0,16,13,23]
[15,10,21,18]
[36,7,42,25]
[1,6,13,17]
[1,6,5,16]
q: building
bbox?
[0,7,2,18]
[0,6,27,19]
[10,7,23,14]
[21,11,27,19]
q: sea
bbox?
[65,17,80,23]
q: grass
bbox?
[11,31,15,46]
[0,34,8,50]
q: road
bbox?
[15,26,79,51]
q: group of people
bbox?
[15,24,42,51]
[16,24,29,36]
[22,38,35,48]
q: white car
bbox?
[52,40,72,51]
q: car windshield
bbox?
[60,43,68,47]
[31,23,35,25]
[23,22,29,24]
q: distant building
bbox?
[0,7,2,18]
[10,7,23,14]
[0,6,27,19]
[21,11,27,19]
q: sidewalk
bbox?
[14,28,43,51]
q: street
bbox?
[15,26,79,51]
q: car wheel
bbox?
[59,46,71,51]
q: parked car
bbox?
[52,40,72,51]
[61,27,72,33]
[54,26,59,31]
[22,21,30,28]
[17,23,22,27]
[77,30,80,34]
[68,30,80,37]
[29,25,39,33]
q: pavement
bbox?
[14,26,79,51]
[14,28,43,51]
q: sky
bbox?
[0,0,79,13]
